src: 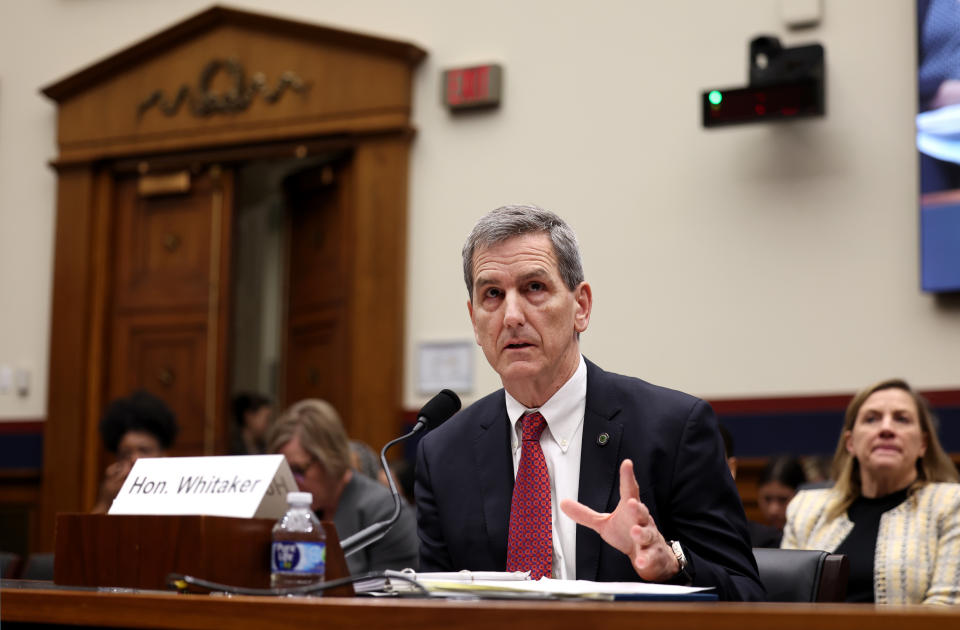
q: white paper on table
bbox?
[372,570,714,600]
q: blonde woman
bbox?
[782,379,960,604]
[268,399,419,575]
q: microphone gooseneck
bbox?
[340,389,461,558]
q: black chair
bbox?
[0,551,21,578]
[753,548,849,602]
[20,552,55,581]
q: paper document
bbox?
[355,570,527,595]
[363,570,715,601]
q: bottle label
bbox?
[271,541,326,575]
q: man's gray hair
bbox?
[462,204,585,298]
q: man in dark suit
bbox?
[415,205,763,600]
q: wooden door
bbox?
[281,162,354,430]
[106,166,234,459]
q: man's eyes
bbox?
[480,281,546,299]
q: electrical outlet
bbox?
[14,368,30,397]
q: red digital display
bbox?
[702,79,823,127]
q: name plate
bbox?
[108,455,298,519]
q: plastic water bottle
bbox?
[271,491,326,589]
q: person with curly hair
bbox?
[91,390,179,514]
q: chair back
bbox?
[753,548,849,602]
[0,551,21,578]
[20,552,55,581]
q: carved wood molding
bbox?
[137,58,310,118]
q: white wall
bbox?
[0,0,956,419]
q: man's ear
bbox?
[573,282,593,334]
[467,299,481,345]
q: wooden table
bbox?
[3,584,960,630]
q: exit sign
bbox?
[443,64,502,110]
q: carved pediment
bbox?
[42,5,426,161]
[136,58,311,118]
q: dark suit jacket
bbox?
[415,359,764,601]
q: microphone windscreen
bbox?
[418,389,461,431]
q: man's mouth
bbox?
[505,342,533,350]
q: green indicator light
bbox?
[708,90,723,106]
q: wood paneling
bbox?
[39,166,99,549]
[42,7,425,164]
[81,170,117,511]
[39,7,423,552]
[49,113,413,165]
[113,176,215,311]
[108,313,210,455]
[53,514,352,595]
[279,145,410,449]
[346,138,409,450]
[41,6,424,102]
[282,162,352,426]
[5,589,960,630]
[286,166,349,312]
[285,317,351,428]
[0,469,41,558]
[734,457,767,523]
[107,167,234,460]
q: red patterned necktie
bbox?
[505,411,552,579]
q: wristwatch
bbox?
[667,540,693,585]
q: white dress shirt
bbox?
[504,354,586,580]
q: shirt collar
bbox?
[505,354,586,452]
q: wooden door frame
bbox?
[39,128,414,549]
[38,7,424,551]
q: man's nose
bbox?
[503,291,524,327]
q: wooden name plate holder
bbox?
[53,514,353,596]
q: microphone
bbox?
[340,389,461,558]
[409,388,461,434]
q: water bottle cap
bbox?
[287,491,313,506]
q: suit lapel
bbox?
[472,393,513,569]
[576,360,624,581]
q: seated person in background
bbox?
[229,392,272,455]
[352,439,415,504]
[268,399,419,575]
[350,439,381,481]
[782,378,960,604]
[756,455,807,538]
[91,390,179,514]
[718,424,782,548]
[798,455,833,489]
